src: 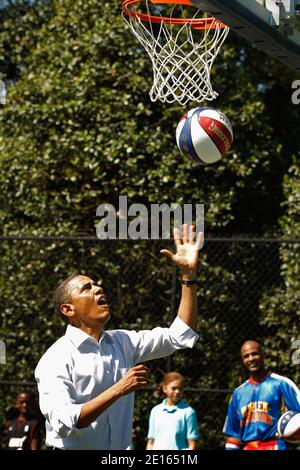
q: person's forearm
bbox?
[225,437,241,450]
[187,439,197,450]
[177,270,198,331]
[30,438,40,450]
[76,383,121,428]
[76,364,148,428]
[146,439,154,450]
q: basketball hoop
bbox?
[121,0,229,105]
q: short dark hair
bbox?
[240,339,263,349]
[53,274,79,323]
[16,390,35,402]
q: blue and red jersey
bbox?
[223,373,300,449]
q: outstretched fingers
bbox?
[160,249,174,261]
[189,225,196,243]
[160,226,204,264]
[173,227,182,250]
[195,231,204,250]
[182,224,188,244]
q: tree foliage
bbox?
[259,164,300,385]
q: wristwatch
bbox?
[181,279,197,286]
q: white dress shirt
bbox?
[34,316,198,450]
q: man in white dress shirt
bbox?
[35,225,203,450]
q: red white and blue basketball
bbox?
[176,107,233,164]
[277,410,300,444]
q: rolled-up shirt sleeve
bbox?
[35,360,83,438]
[130,316,199,364]
[169,316,199,349]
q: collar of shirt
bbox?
[161,399,183,413]
[249,372,270,385]
[65,324,112,349]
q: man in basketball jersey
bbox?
[5,391,41,450]
[223,340,300,450]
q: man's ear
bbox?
[60,304,75,320]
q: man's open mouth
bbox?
[97,295,107,306]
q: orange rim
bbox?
[122,0,227,29]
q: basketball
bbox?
[176,107,233,164]
[277,410,300,444]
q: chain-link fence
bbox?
[0,236,299,449]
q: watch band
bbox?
[181,279,197,286]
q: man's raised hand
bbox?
[160,224,203,277]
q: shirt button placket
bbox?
[99,343,112,386]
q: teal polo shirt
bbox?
[147,399,199,450]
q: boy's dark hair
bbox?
[53,274,79,323]
[16,390,35,401]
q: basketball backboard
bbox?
[190,1,300,71]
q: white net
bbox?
[122,1,229,105]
